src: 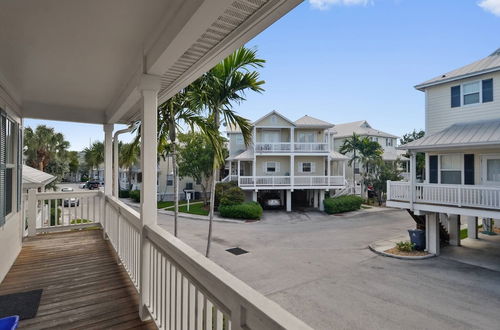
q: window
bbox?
[386,138,393,147]
[298,132,315,143]
[166,174,173,186]
[185,182,193,190]
[486,159,500,182]
[0,110,19,226]
[463,81,480,105]
[440,154,461,184]
[262,130,280,143]
[370,137,378,142]
[235,134,244,145]
[264,161,279,173]
[451,78,493,108]
[300,162,315,173]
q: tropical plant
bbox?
[67,151,80,181]
[218,202,263,220]
[83,141,104,179]
[119,141,140,190]
[24,125,70,172]
[363,160,402,205]
[339,133,363,180]
[396,241,415,252]
[400,129,426,179]
[323,195,363,214]
[188,46,265,257]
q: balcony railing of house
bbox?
[293,143,329,152]
[387,181,500,210]
[239,176,345,187]
[400,172,410,182]
[255,142,291,152]
[25,189,310,330]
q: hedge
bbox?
[323,195,363,214]
[119,190,130,198]
[219,186,245,206]
[214,181,238,209]
[219,202,263,220]
[129,190,140,203]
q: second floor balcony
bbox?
[254,142,329,153]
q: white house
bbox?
[225,111,348,211]
[0,1,310,329]
[386,48,500,255]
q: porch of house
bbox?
[0,230,156,329]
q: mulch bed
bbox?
[384,247,430,257]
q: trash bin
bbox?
[408,229,425,251]
[0,315,19,330]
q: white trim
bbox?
[481,153,500,185]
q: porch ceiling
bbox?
[0,0,301,124]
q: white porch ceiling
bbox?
[0,0,301,124]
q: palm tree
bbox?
[83,141,104,179]
[189,47,265,257]
[24,125,70,172]
[339,133,363,185]
[119,142,140,190]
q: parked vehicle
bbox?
[79,182,87,189]
[259,192,282,209]
[86,180,100,190]
[61,187,79,207]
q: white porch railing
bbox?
[387,181,500,210]
[239,176,345,187]
[25,190,310,329]
[400,172,410,181]
[294,176,344,186]
[255,142,291,152]
[293,143,328,152]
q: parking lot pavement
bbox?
[157,208,500,330]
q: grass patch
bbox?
[460,225,483,239]
[157,200,202,209]
[178,203,209,216]
[70,219,92,224]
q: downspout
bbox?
[113,127,134,197]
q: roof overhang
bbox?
[415,66,500,91]
[398,141,500,152]
[0,0,302,125]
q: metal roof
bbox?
[22,165,56,189]
[400,119,500,151]
[330,151,349,160]
[415,48,500,90]
[330,120,398,139]
[294,115,333,128]
[233,149,254,161]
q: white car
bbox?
[79,182,87,189]
[61,187,79,207]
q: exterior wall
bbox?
[228,132,246,157]
[255,114,292,127]
[294,128,325,142]
[293,156,326,176]
[255,156,290,176]
[255,128,290,142]
[424,71,500,135]
[0,86,23,283]
[157,157,203,199]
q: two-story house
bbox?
[225,111,348,211]
[331,120,408,183]
[387,48,500,255]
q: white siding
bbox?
[425,71,500,135]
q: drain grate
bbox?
[226,247,248,255]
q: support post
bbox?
[286,190,292,212]
[426,212,440,255]
[27,188,37,237]
[313,190,319,208]
[228,161,232,178]
[448,214,460,246]
[104,124,114,196]
[319,190,325,211]
[409,151,416,210]
[290,155,294,187]
[138,75,160,321]
[465,216,478,239]
[252,191,257,202]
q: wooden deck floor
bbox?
[0,229,156,329]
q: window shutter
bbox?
[429,155,438,184]
[0,111,6,227]
[451,85,461,108]
[464,154,474,185]
[16,123,22,212]
[299,162,303,173]
[311,162,316,173]
[482,79,493,103]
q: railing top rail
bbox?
[35,190,102,200]
[105,195,142,231]
[414,183,500,190]
[144,224,311,330]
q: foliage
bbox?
[49,202,62,226]
[400,129,426,178]
[323,195,363,214]
[119,141,140,190]
[119,190,130,198]
[219,202,263,220]
[83,141,104,178]
[219,187,245,206]
[129,190,140,203]
[363,160,402,205]
[396,241,415,252]
[80,174,89,182]
[214,181,238,209]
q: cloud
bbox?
[309,0,373,10]
[478,0,500,16]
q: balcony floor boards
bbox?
[0,229,156,330]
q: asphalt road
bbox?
[156,208,500,330]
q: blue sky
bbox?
[25,0,500,151]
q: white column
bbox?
[410,151,416,210]
[313,190,319,208]
[27,188,37,237]
[319,190,325,211]
[448,214,460,246]
[139,76,160,321]
[290,155,294,188]
[425,153,430,183]
[290,127,294,151]
[237,160,241,178]
[465,216,478,239]
[103,124,114,196]
[252,191,257,202]
[286,190,292,212]
[426,212,440,255]
[228,161,232,177]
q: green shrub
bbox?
[219,186,245,206]
[323,195,363,214]
[396,241,415,252]
[219,202,263,220]
[50,202,61,226]
[214,181,238,209]
[119,190,130,198]
[129,190,140,203]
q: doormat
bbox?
[0,289,43,320]
[226,247,248,255]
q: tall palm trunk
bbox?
[206,112,219,258]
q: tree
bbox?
[189,47,264,257]
[400,129,425,179]
[177,132,227,205]
[24,125,70,172]
[67,151,80,181]
[364,160,402,205]
[119,142,140,190]
[339,133,363,182]
[83,141,104,179]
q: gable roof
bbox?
[416,48,500,90]
[22,165,56,189]
[331,120,398,139]
[294,115,333,128]
[253,110,295,126]
[400,119,500,151]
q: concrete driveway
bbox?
[157,208,500,330]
